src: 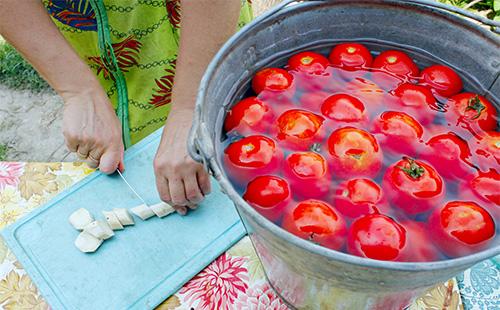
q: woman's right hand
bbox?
[62,87,124,174]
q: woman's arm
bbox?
[0,0,123,173]
[154,0,242,213]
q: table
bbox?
[0,162,498,309]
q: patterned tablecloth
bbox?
[0,162,498,310]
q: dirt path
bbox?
[0,85,77,162]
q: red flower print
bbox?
[235,281,289,310]
[149,64,176,108]
[88,36,142,79]
[166,0,181,29]
[0,162,24,191]
[180,253,249,310]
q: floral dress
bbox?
[43,0,253,146]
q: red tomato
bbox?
[288,51,330,74]
[446,93,497,132]
[328,127,383,179]
[332,178,384,219]
[329,43,373,71]
[420,132,475,181]
[243,175,291,222]
[275,109,325,151]
[224,135,282,186]
[429,201,495,257]
[321,94,368,127]
[472,131,500,171]
[282,200,346,250]
[372,50,419,79]
[252,68,294,94]
[344,78,385,113]
[460,169,500,207]
[347,214,406,261]
[419,65,462,97]
[224,97,274,135]
[390,83,438,125]
[383,157,444,215]
[372,111,424,156]
[284,152,331,200]
[299,91,331,112]
[398,221,440,262]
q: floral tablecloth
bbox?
[0,162,498,310]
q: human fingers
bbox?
[197,169,211,196]
[183,173,204,207]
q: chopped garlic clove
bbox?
[130,204,155,220]
[84,221,114,240]
[112,208,135,226]
[150,202,175,218]
[103,211,124,230]
[69,208,94,230]
[75,231,103,253]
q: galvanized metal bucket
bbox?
[189,1,500,308]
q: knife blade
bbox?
[116,170,148,206]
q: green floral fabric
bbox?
[43,0,252,144]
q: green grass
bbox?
[0,40,50,92]
[438,0,500,20]
[0,144,9,161]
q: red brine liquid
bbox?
[222,42,499,262]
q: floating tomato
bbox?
[372,50,419,79]
[348,214,406,261]
[419,64,462,97]
[472,131,500,172]
[328,127,383,179]
[329,43,373,71]
[398,221,440,262]
[383,157,444,215]
[390,83,438,125]
[224,97,274,135]
[446,93,497,133]
[460,169,500,208]
[282,200,347,250]
[420,132,475,181]
[288,51,330,74]
[429,201,495,257]
[224,135,282,186]
[252,67,294,94]
[243,175,291,222]
[284,152,331,200]
[372,111,424,156]
[332,178,384,219]
[275,109,325,151]
[321,94,368,127]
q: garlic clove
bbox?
[84,221,114,240]
[112,208,135,226]
[130,204,155,220]
[102,210,124,230]
[75,231,103,253]
[150,202,175,218]
[69,208,94,230]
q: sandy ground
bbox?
[0,85,77,162]
[0,0,280,163]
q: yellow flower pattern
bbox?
[0,162,464,309]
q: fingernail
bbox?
[177,207,187,216]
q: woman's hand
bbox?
[62,87,124,174]
[154,108,211,215]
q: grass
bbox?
[0,39,50,92]
[438,0,500,20]
[0,144,9,161]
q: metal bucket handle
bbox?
[188,0,500,172]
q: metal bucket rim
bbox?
[194,0,500,272]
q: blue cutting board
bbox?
[1,128,246,310]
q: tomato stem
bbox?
[464,95,485,120]
[310,143,322,153]
[398,157,425,179]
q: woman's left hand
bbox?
[154,108,211,215]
